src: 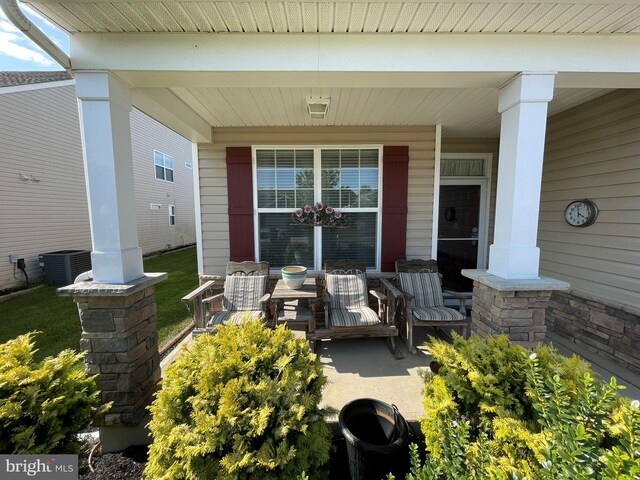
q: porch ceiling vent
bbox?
[306,96,330,120]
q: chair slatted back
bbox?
[324,259,368,310]
[398,272,445,308]
[222,261,269,311]
[395,259,438,273]
[223,275,267,311]
[326,273,368,309]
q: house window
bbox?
[440,158,486,177]
[255,147,381,271]
[169,205,175,225]
[154,151,174,182]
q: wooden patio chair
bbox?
[381,259,470,354]
[309,259,399,357]
[202,261,271,327]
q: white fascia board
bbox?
[33,0,637,3]
[70,33,640,88]
[132,88,211,143]
[0,79,75,95]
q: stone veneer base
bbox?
[57,273,167,451]
[547,289,640,375]
[462,269,570,349]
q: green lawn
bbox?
[0,246,199,361]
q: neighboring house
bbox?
[8,1,639,378]
[0,71,196,290]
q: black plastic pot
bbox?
[338,398,409,480]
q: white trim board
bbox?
[0,79,75,95]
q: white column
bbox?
[488,72,555,280]
[76,71,144,284]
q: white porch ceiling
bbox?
[26,1,640,34]
[165,85,610,137]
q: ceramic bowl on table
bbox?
[281,266,307,289]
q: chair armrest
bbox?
[181,280,218,302]
[259,293,271,304]
[369,289,387,302]
[379,278,401,300]
[202,292,223,304]
[322,291,331,303]
[443,289,467,300]
[443,289,468,312]
[402,291,415,302]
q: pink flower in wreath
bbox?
[329,218,334,223]
[325,206,334,214]
[334,211,342,219]
[315,202,324,211]
[304,204,313,213]
[294,208,303,217]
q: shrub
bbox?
[0,333,105,454]
[145,320,332,480]
[405,335,640,479]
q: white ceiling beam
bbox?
[118,71,515,89]
[132,88,211,142]
[71,33,640,90]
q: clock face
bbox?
[564,200,598,227]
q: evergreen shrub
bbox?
[145,320,332,480]
[0,333,105,454]
[401,335,640,479]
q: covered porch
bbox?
[160,323,640,427]
[9,0,636,451]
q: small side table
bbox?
[271,278,318,346]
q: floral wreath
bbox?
[292,202,347,227]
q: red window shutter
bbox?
[381,146,409,272]
[226,147,255,262]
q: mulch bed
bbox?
[80,427,421,480]
[80,445,147,480]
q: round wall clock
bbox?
[564,199,598,227]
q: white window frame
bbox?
[154,150,174,182]
[168,204,176,226]
[252,145,384,273]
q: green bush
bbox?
[404,335,640,479]
[145,320,332,480]
[0,333,105,454]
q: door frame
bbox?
[432,152,492,270]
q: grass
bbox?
[0,246,199,361]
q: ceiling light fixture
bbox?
[306,96,330,120]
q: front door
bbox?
[437,183,484,292]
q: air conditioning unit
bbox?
[38,250,92,286]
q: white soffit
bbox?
[164,86,611,137]
[25,1,640,34]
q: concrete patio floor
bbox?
[315,331,433,422]
[160,325,640,425]
[160,325,436,422]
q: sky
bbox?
[0,5,69,71]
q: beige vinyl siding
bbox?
[441,138,499,247]
[130,109,196,253]
[0,84,91,289]
[198,126,436,275]
[198,145,230,273]
[539,90,640,309]
[0,84,195,290]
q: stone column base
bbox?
[58,273,167,452]
[461,270,570,349]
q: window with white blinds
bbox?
[255,147,381,271]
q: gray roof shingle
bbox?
[0,71,73,87]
